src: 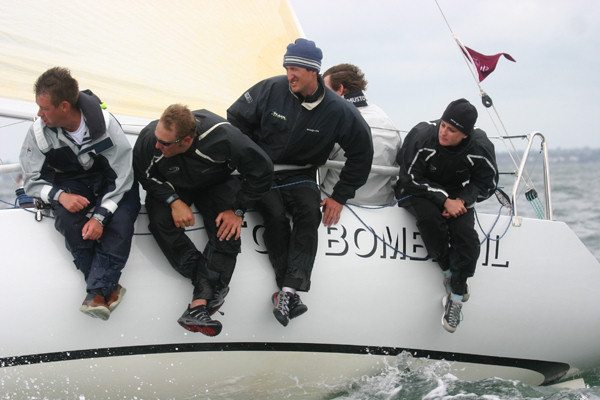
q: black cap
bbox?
[441,98,478,135]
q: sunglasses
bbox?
[155,135,185,146]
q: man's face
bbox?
[285,66,317,97]
[154,120,191,158]
[438,120,468,147]
[36,94,66,128]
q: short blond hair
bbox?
[160,104,196,139]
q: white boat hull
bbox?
[1,204,599,397]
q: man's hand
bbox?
[215,210,243,241]
[170,199,194,228]
[443,198,467,218]
[320,197,343,226]
[58,192,89,213]
[82,218,103,241]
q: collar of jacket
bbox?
[76,90,106,140]
[344,90,368,108]
[289,75,326,111]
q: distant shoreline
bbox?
[496,147,600,164]
[2,147,600,168]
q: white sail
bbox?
[0,0,302,119]
[1,1,600,398]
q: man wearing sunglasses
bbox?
[133,104,273,336]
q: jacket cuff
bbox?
[92,206,112,226]
[331,191,347,205]
[49,187,64,203]
[166,193,180,205]
[91,214,105,226]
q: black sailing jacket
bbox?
[227,75,373,205]
[395,119,498,209]
[133,109,273,211]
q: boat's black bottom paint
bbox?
[0,342,569,385]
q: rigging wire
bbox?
[433,0,539,196]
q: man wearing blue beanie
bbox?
[228,38,373,327]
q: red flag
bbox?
[463,46,516,82]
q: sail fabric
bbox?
[0,0,303,120]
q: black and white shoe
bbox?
[288,293,308,319]
[272,291,291,326]
[441,294,463,333]
[177,304,222,336]
[207,286,230,315]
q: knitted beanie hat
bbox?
[283,38,323,72]
[441,98,478,135]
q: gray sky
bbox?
[289,0,600,149]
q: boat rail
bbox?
[0,163,21,174]
[0,132,553,223]
[490,132,552,223]
[511,132,552,221]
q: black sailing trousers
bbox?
[255,169,322,292]
[402,196,479,295]
[146,178,241,301]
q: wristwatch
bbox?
[234,209,245,218]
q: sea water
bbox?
[324,158,600,400]
[1,159,599,399]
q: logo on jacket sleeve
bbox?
[244,92,253,103]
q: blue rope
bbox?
[2,181,513,251]
[275,180,513,260]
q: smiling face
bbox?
[438,120,468,147]
[285,65,318,97]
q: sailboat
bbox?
[1,1,600,398]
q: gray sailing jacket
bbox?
[19,90,134,224]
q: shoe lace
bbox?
[189,306,211,322]
[446,300,463,327]
[276,292,290,314]
[290,293,304,309]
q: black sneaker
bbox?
[288,293,308,319]
[177,305,222,336]
[441,294,463,333]
[272,291,290,326]
[207,286,230,315]
[443,276,470,302]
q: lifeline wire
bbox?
[3,180,513,253]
